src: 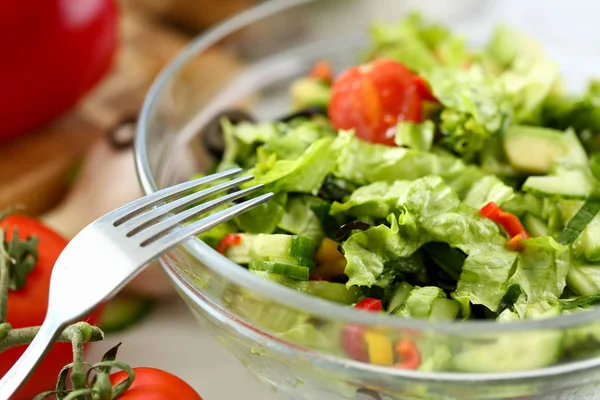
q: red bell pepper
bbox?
[395,339,421,370]
[341,298,383,361]
[480,202,530,249]
[216,234,242,255]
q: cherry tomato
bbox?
[110,367,203,400]
[328,59,425,146]
[0,215,103,399]
[0,0,118,142]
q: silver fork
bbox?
[0,168,272,398]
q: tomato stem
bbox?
[67,325,87,390]
[0,322,104,353]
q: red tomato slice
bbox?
[110,367,203,400]
[0,215,103,399]
[328,59,425,146]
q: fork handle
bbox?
[0,319,63,398]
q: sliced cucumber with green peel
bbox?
[453,331,563,372]
[522,168,594,200]
[429,298,461,320]
[523,213,549,237]
[100,294,156,334]
[249,261,309,281]
[386,282,413,313]
[251,270,360,305]
[226,234,317,267]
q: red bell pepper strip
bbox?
[341,298,383,361]
[354,298,383,312]
[216,234,241,255]
[395,339,421,370]
[480,202,530,249]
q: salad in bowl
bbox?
[137,2,600,397]
[194,13,600,374]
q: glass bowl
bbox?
[135,1,600,399]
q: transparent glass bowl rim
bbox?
[134,0,600,337]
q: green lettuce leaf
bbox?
[330,180,411,219]
[507,237,570,302]
[500,56,559,124]
[252,135,341,194]
[334,132,484,198]
[234,192,287,234]
[343,213,432,287]
[394,120,435,152]
[278,195,327,240]
[341,176,517,310]
[219,118,335,171]
[425,66,511,160]
[463,175,515,209]
[367,13,468,72]
[396,286,446,318]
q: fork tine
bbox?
[142,192,274,249]
[133,184,266,245]
[119,175,254,235]
[112,168,242,226]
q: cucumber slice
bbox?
[522,168,594,200]
[429,298,460,320]
[503,125,571,174]
[453,331,563,372]
[523,213,549,237]
[249,261,309,281]
[567,265,600,296]
[251,270,360,304]
[226,234,317,267]
[557,197,600,245]
[99,294,155,334]
[386,282,413,313]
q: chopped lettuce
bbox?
[343,213,431,287]
[334,132,484,197]
[463,175,515,209]
[500,57,559,124]
[394,120,435,152]
[367,13,468,72]
[339,176,517,310]
[507,237,570,302]
[251,136,339,194]
[234,192,287,234]
[425,67,511,160]
[396,287,446,318]
[278,195,327,240]
[330,180,411,219]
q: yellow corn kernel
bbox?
[363,331,394,366]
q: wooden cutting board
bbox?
[0,4,244,216]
